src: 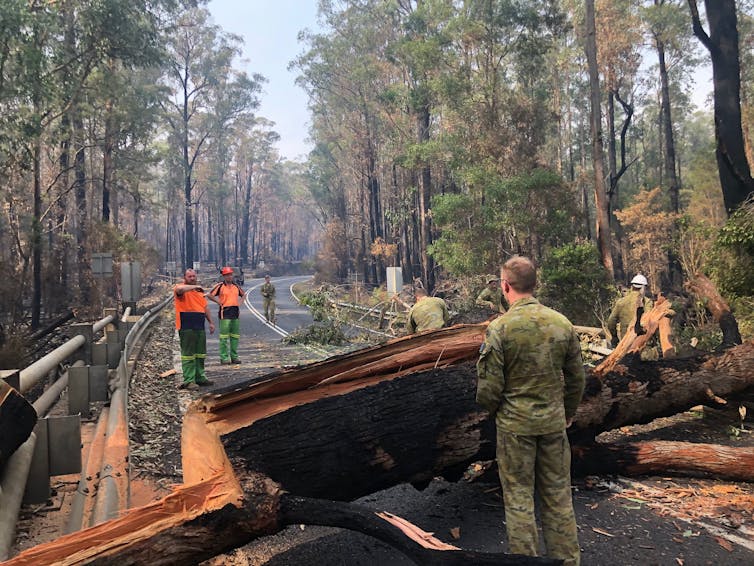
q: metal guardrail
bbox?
[0,314,113,560]
[70,294,173,532]
[0,298,171,559]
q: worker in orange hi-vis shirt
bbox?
[174,269,215,390]
[209,266,245,365]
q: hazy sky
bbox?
[207,1,713,162]
[207,0,321,161]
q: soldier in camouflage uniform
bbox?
[476,256,585,566]
[606,273,653,347]
[406,287,450,333]
[260,274,276,324]
[476,275,508,313]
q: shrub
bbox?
[538,243,614,326]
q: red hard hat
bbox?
[220,266,233,275]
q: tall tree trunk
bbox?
[74,110,90,303]
[31,123,43,330]
[102,94,114,221]
[584,0,614,278]
[416,106,435,291]
[688,0,754,213]
[240,163,252,267]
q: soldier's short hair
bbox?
[501,256,536,293]
[415,287,428,298]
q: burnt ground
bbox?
[10,298,754,565]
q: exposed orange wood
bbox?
[376,512,459,550]
[658,316,675,358]
[594,297,674,376]
[5,473,243,566]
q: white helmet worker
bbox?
[630,273,648,288]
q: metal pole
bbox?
[18,314,113,394]
[0,434,36,561]
[18,335,85,394]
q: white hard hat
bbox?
[630,274,648,287]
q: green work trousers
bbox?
[497,429,580,566]
[219,318,240,362]
[179,328,207,384]
[263,298,276,323]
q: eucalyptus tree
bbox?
[688,0,754,214]
[584,0,614,276]
[295,0,396,285]
[161,7,260,268]
[235,121,279,268]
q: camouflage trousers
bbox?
[497,429,580,566]
[263,298,276,323]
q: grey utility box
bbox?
[386,267,403,297]
[121,261,142,303]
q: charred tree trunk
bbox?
[573,441,754,482]
[688,0,754,213]
[0,380,37,469]
[8,324,754,564]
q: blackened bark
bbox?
[688,0,754,213]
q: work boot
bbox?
[197,379,214,387]
[179,382,199,391]
[231,359,241,364]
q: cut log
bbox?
[593,296,674,376]
[573,441,754,482]
[686,273,742,347]
[0,380,37,470]
[7,325,754,564]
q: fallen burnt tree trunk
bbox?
[0,380,37,469]
[573,441,754,482]
[8,326,754,564]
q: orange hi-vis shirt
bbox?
[210,282,243,319]
[174,286,208,330]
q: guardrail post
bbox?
[68,365,109,418]
[24,421,49,504]
[24,416,82,505]
[106,331,121,369]
[70,323,94,365]
[103,308,118,331]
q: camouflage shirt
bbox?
[476,286,507,313]
[476,297,585,435]
[407,297,450,333]
[606,289,653,340]
[260,282,276,299]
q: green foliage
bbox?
[298,290,331,322]
[707,199,754,299]
[283,320,347,346]
[429,168,580,275]
[538,243,614,326]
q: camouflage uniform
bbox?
[477,297,585,566]
[476,286,508,313]
[260,280,276,323]
[606,289,653,343]
[406,297,450,333]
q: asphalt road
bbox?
[205,275,317,365]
